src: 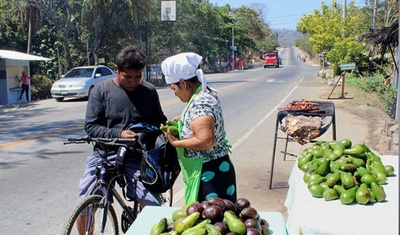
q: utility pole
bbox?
[372,0,377,30]
[342,0,346,18]
[342,0,347,38]
[86,39,90,66]
[397,0,399,151]
[231,27,235,70]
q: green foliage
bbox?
[346,73,384,92]
[30,74,53,100]
[346,73,397,117]
[381,85,397,118]
[295,34,314,55]
[297,2,368,72]
[327,37,364,72]
[1,0,276,81]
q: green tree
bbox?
[234,6,269,58]
[33,0,76,70]
[1,0,276,82]
[0,0,32,51]
[81,0,156,66]
[297,1,366,72]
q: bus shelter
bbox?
[0,49,50,105]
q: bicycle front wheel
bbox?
[62,195,119,235]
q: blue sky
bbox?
[208,0,365,30]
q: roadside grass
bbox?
[322,70,396,118]
[344,73,397,118]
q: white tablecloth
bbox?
[126,206,288,234]
[285,155,399,235]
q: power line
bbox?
[265,12,314,20]
[265,13,307,29]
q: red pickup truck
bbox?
[263,51,280,68]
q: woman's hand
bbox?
[171,115,181,122]
[164,128,179,147]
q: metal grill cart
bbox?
[269,101,337,189]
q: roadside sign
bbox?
[340,62,356,71]
[230,46,237,51]
[161,1,176,22]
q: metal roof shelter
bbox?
[0,50,50,105]
[0,49,51,61]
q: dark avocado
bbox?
[200,200,210,210]
[223,199,236,213]
[244,218,261,231]
[213,221,228,234]
[208,197,226,211]
[202,204,223,223]
[246,228,262,235]
[235,197,251,212]
[240,207,259,220]
[186,202,204,215]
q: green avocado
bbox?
[341,171,355,189]
[297,152,313,169]
[360,174,378,186]
[333,185,346,196]
[323,188,339,201]
[326,171,341,187]
[372,170,387,185]
[223,211,246,235]
[370,182,386,202]
[317,159,331,176]
[307,174,325,187]
[308,184,325,198]
[340,186,358,205]
[348,156,365,168]
[354,167,371,178]
[343,144,365,156]
[384,165,395,176]
[355,183,370,205]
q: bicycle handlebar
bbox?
[64,136,138,147]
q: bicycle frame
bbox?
[62,136,173,234]
[88,149,140,234]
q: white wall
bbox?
[0,59,30,105]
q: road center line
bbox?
[0,125,84,149]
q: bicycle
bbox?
[61,136,173,235]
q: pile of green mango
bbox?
[150,197,271,235]
[298,139,395,205]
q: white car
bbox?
[51,65,115,101]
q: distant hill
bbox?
[272,28,303,47]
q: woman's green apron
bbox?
[176,85,204,204]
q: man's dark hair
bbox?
[115,45,146,71]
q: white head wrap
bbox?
[161,52,207,92]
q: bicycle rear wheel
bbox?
[61,195,119,235]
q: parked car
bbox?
[51,65,115,101]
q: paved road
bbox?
[0,47,370,234]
